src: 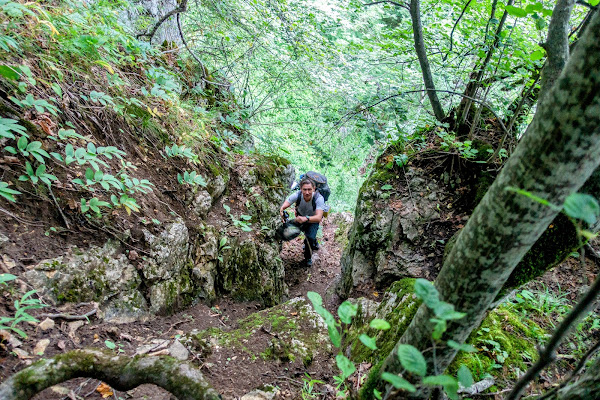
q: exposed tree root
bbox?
[0,349,221,400]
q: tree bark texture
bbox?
[541,356,600,400]
[0,349,221,400]
[538,0,576,103]
[409,0,445,122]
[379,10,600,397]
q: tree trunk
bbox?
[538,0,576,103]
[410,0,445,122]
[0,349,221,400]
[378,10,600,398]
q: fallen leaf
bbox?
[34,339,50,355]
[57,340,66,351]
[290,312,298,316]
[373,292,379,298]
[68,320,85,339]
[96,382,114,398]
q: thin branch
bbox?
[444,0,473,61]
[137,0,189,42]
[40,308,97,321]
[506,268,600,400]
[363,1,409,9]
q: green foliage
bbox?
[18,162,57,186]
[0,181,20,202]
[223,204,253,232]
[5,136,50,163]
[10,93,59,116]
[165,144,198,162]
[0,118,27,139]
[0,284,46,338]
[563,193,600,226]
[177,170,207,186]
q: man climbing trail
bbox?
[279,177,325,266]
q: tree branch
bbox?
[0,349,220,400]
[137,0,189,42]
[363,1,408,8]
[444,0,473,61]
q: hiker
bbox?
[279,177,325,266]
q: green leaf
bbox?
[396,344,427,376]
[423,375,459,400]
[431,318,446,340]
[505,5,528,17]
[447,340,477,352]
[381,372,416,392]
[85,168,94,181]
[338,301,357,324]
[359,334,377,350]
[590,0,600,6]
[369,319,391,330]
[530,50,544,61]
[0,65,20,80]
[373,389,382,399]
[335,354,355,379]
[381,184,393,190]
[457,365,474,389]
[414,279,440,308]
[563,193,600,225]
[104,340,116,350]
[307,291,323,307]
[17,136,28,151]
[328,324,341,347]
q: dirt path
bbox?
[1,217,346,400]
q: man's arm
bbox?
[303,209,323,224]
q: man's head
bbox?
[300,178,315,202]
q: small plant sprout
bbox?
[177,170,207,186]
[0,181,21,202]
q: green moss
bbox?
[348,279,420,363]
[448,304,542,382]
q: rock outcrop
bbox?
[23,155,294,321]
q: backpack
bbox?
[303,171,330,202]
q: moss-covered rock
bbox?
[186,297,330,363]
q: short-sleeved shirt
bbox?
[286,191,325,217]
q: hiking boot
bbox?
[306,258,313,267]
[313,243,320,251]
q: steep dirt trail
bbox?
[5,217,346,400]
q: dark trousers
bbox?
[301,222,319,260]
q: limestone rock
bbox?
[192,189,212,218]
[168,340,189,361]
[241,385,279,400]
[38,318,55,331]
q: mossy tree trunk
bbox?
[377,11,600,398]
[0,349,221,400]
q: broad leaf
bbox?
[396,344,427,376]
[505,5,527,17]
[359,334,377,350]
[328,325,341,347]
[338,301,357,324]
[447,340,477,352]
[381,372,416,392]
[563,193,600,225]
[335,354,355,379]
[457,365,474,389]
[414,279,439,308]
[369,319,391,330]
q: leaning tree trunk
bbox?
[0,349,221,400]
[410,0,445,122]
[377,10,600,399]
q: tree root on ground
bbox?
[0,348,221,400]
